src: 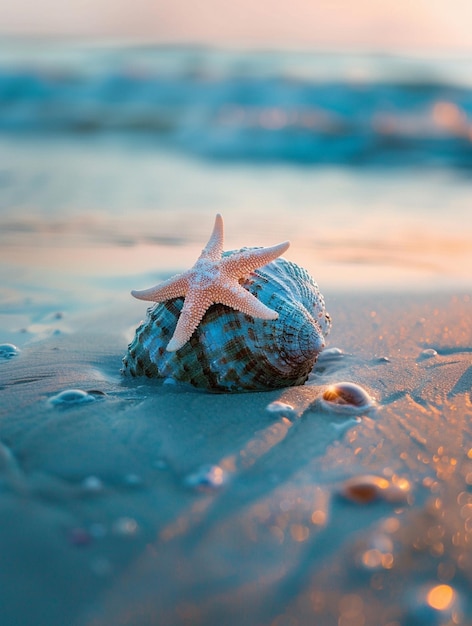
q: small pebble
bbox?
[49,389,96,406]
[340,474,411,504]
[184,464,228,490]
[419,348,438,360]
[318,382,375,415]
[0,343,20,359]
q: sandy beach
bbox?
[1,283,471,625]
[1,42,472,626]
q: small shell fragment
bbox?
[49,389,96,406]
[318,382,375,415]
[265,401,298,419]
[340,474,411,504]
[0,343,20,359]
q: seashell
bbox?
[122,251,331,392]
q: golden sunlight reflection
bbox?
[237,418,293,470]
[432,101,470,138]
[158,386,331,547]
[361,548,394,570]
[218,106,344,134]
[160,410,297,543]
[426,584,455,611]
[338,594,365,626]
[268,484,330,546]
[290,523,310,542]
[311,510,327,526]
[375,101,472,141]
[4,234,470,298]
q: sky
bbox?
[1,0,472,53]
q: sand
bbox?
[1,289,471,626]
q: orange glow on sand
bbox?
[427,584,455,611]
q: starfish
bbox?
[131,214,290,352]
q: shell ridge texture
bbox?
[123,251,331,392]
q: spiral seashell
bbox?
[122,252,331,392]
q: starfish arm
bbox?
[131,273,189,303]
[199,213,224,261]
[217,284,279,320]
[166,292,213,352]
[221,241,290,277]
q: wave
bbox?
[1,42,472,167]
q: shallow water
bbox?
[1,41,472,626]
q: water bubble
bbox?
[318,382,375,415]
[419,348,438,360]
[317,347,345,362]
[112,517,139,537]
[163,377,178,386]
[81,475,104,493]
[340,474,411,504]
[0,343,20,359]
[49,389,96,406]
[184,464,228,491]
[266,401,297,420]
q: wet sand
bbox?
[1,289,471,626]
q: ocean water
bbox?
[2,41,472,166]
[1,40,472,312]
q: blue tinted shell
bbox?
[122,253,331,392]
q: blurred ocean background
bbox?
[2,41,472,164]
[1,39,472,313]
